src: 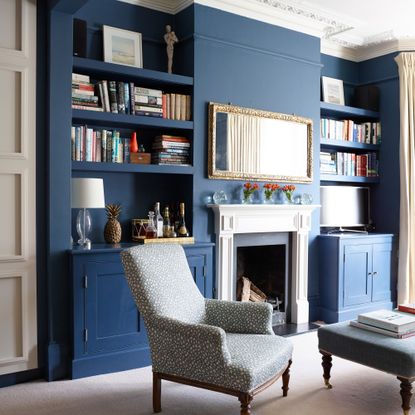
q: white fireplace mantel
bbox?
[209,204,319,324]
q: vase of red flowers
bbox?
[263,183,280,203]
[242,182,259,203]
[281,184,296,204]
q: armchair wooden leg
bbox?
[398,377,413,415]
[153,372,161,413]
[282,359,292,397]
[320,351,333,389]
[238,392,253,415]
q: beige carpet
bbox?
[0,331,406,415]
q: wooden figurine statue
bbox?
[164,24,178,74]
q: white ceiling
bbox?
[119,0,415,61]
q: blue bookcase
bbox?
[320,102,381,184]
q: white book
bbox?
[134,86,162,98]
[349,320,415,338]
[357,309,415,333]
[72,73,90,83]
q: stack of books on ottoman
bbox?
[350,308,415,338]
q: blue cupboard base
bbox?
[320,301,394,324]
[71,346,151,379]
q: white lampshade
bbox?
[71,178,105,208]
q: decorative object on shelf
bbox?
[104,204,122,243]
[71,178,106,247]
[177,202,189,237]
[130,152,151,164]
[294,192,314,205]
[146,211,157,239]
[281,184,296,204]
[131,218,149,241]
[164,24,178,74]
[208,102,313,183]
[321,76,345,106]
[242,182,259,203]
[103,25,143,68]
[212,190,228,204]
[130,131,138,153]
[162,206,171,238]
[263,183,280,203]
[137,236,194,244]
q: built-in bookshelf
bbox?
[320,102,381,184]
[71,56,195,238]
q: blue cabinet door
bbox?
[343,244,372,307]
[372,242,393,302]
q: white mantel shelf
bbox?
[208,203,319,324]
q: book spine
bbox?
[106,131,113,163]
[109,81,118,113]
[398,305,415,314]
[135,86,162,97]
[102,80,110,113]
[124,138,130,163]
[101,130,107,162]
[72,73,90,83]
[75,126,81,161]
[185,95,191,121]
[117,81,125,114]
[129,82,135,115]
[71,126,76,161]
[124,82,130,115]
[95,131,101,163]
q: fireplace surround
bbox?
[209,204,318,324]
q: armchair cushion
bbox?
[205,299,273,334]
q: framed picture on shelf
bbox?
[321,76,345,105]
[103,25,143,68]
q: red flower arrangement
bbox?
[281,184,296,203]
[263,183,280,201]
[243,182,259,202]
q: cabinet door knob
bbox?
[368,272,372,276]
[373,271,378,276]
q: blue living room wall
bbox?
[191,4,322,319]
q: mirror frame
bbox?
[208,102,313,183]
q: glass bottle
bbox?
[154,202,163,238]
[163,206,171,238]
[177,202,189,237]
[145,211,157,239]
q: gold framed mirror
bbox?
[208,102,313,183]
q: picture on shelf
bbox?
[321,76,345,106]
[103,25,143,68]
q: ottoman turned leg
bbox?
[320,350,333,389]
[398,377,413,415]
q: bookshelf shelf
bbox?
[72,109,194,130]
[72,160,194,175]
[320,139,380,152]
[320,102,379,119]
[73,57,193,87]
[320,174,380,184]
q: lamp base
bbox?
[76,208,92,247]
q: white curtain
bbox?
[227,114,261,173]
[395,52,415,304]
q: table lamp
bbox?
[71,178,105,247]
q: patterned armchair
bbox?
[121,244,293,415]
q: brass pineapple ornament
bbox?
[104,204,122,243]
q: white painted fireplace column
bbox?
[209,204,318,324]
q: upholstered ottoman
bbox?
[318,321,415,415]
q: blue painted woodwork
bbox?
[72,109,193,130]
[320,175,380,184]
[73,57,193,86]
[72,160,194,175]
[318,234,394,323]
[70,243,213,378]
[320,102,379,119]
[320,139,380,152]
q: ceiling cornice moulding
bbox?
[117,0,415,62]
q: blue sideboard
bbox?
[70,242,214,379]
[319,233,395,323]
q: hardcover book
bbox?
[350,320,415,339]
[398,304,415,314]
[357,309,415,333]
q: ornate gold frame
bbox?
[208,102,313,183]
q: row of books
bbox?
[350,307,415,339]
[320,118,381,145]
[320,151,379,177]
[71,126,131,163]
[152,135,191,166]
[71,73,191,121]
[71,126,192,166]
